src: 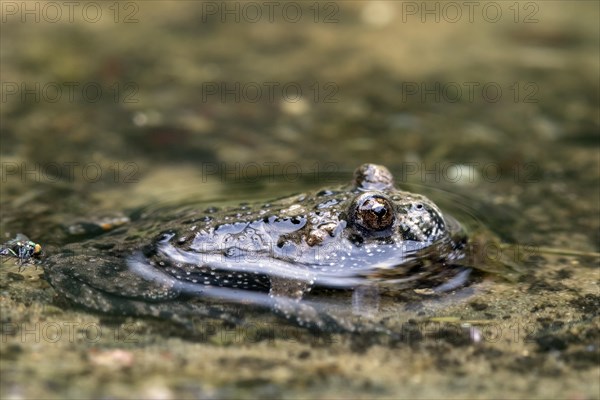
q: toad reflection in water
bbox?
[42,164,498,333]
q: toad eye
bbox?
[351,193,395,233]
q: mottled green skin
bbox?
[43,164,469,331]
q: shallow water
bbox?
[1,2,599,399]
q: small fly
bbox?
[0,233,42,265]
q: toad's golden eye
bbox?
[352,194,395,232]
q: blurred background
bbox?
[1,2,598,240]
[1,1,598,399]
